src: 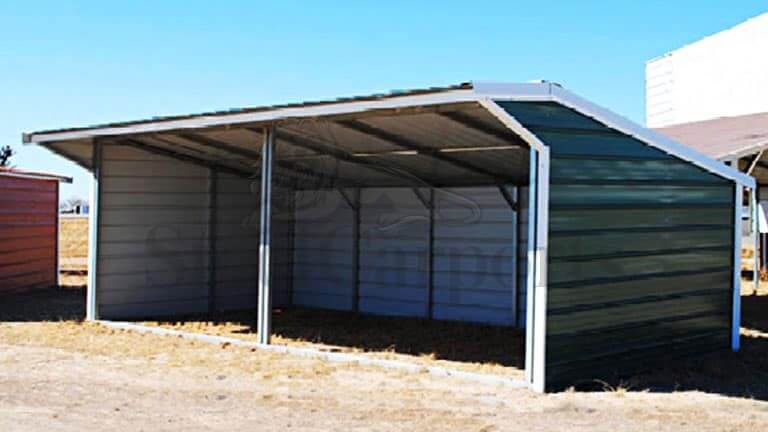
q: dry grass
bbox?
[141,308,525,379]
[59,216,88,271]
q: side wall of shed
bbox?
[96,143,290,319]
[0,176,58,293]
[97,144,211,317]
[499,101,736,387]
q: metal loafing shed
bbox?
[23,81,754,392]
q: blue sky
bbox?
[2,1,766,200]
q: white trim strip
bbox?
[524,149,537,385]
[86,142,101,321]
[531,146,550,393]
[477,98,546,152]
[96,320,529,389]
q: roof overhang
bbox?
[23,81,755,189]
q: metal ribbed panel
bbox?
[97,144,210,318]
[287,186,526,326]
[359,188,428,317]
[292,189,355,310]
[517,186,529,328]
[0,176,58,293]
[214,173,261,311]
[432,187,517,325]
[499,101,735,388]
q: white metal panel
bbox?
[97,144,210,318]
[214,173,259,311]
[646,12,768,127]
[359,188,428,317]
[432,187,517,325]
[292,189,355,310]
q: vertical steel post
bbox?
[733,184,743,352]
[510,186,519,327]
[752,187,759,294]
[352,188,361,312]
[524,150,538,384]
[207,168,218,316]
[257,127,275,345]
[426,188,435,319]
[86,141,102,321]
[531,146,550,393]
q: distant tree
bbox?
[0,146,12,167]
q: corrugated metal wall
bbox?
[214,173,260,311]
[359,188,429,317]
[293,189,355,310]
[432,187,519,325]
[499,101,735,387]
[93,143,526,326]
[97,144,211,318]
[0,175,59,293]
[97,143,291,319]
[291,186,526,326]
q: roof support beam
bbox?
[747,150,766,175]
[498,185,519,211]
[172,132,353,186]
[42,143,92,172]
[115,138,256,178]
[335,119,506,182]
[252,127,440,189]
[437,111,527,147]
[158,132,359,188]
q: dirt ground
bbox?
[3,280,768,430]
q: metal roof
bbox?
[655,112,768,160]
[22,81,754,188]
[0,167,73,183]
[22,83,473,141]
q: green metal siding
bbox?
[498,101,735,388]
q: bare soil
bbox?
[2,320,768,431]
[2,281,768,430]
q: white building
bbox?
[647,12,768,277]
[646,12,768,128]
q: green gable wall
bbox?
[498,101,735,388]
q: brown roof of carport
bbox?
[655,111,768,160]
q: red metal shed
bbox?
[0,168,72,293]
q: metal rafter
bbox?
[249,127,440,189]
[437,111,527,148]
[172,132,357,187]
[115,138,256,178]
[335,119,508,182]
